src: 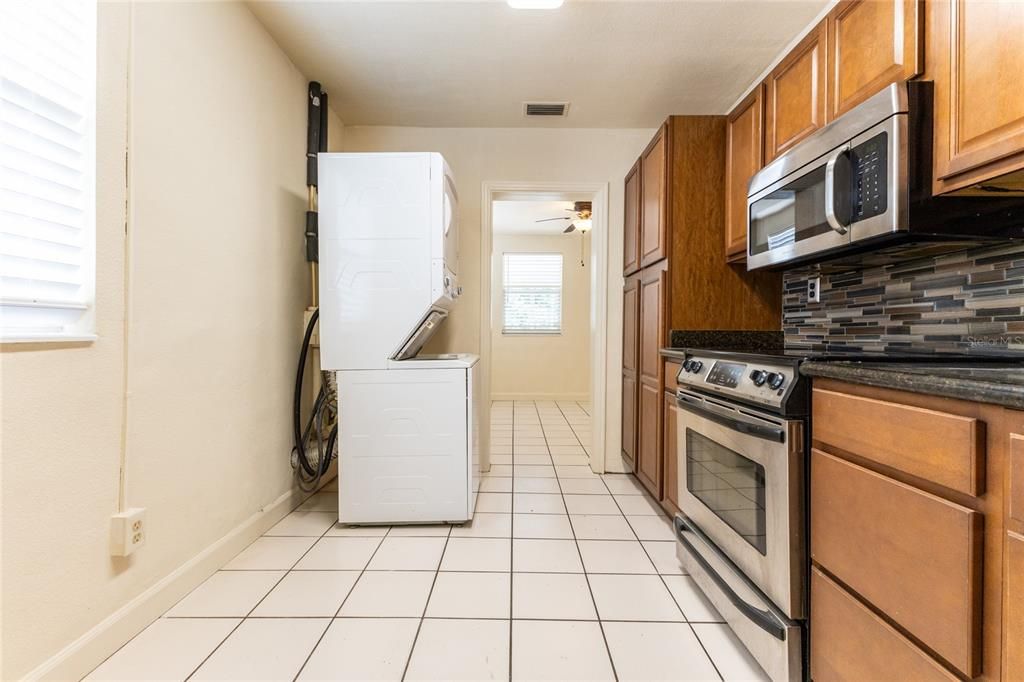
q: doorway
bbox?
[480,182,609,474]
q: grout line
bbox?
[291,526,392,680]
[398,532,452,681]
[184,510,353,681]
[605,482,726,682]
[539,400,619,682]
[507,402,515,681]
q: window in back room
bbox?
[502,251,563,334]
[0,0,97,342]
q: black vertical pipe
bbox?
[306,82,326,263]
[319,92,329,153]
[306,81,322,188]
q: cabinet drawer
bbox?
[664,361,681,394]
[813,388,985,496]
[811,567,957,682]
[811,449,982,677]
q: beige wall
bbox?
[338,126,653,470]
[0,3,339,678]
[491,233,590,400]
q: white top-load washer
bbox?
[318,153,479,524]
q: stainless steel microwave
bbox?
[746,81,1024,270]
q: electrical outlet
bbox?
[110,508,146,556]
[807,277,822,304]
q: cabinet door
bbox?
[1007,531,1024,682]
[621,276,641,468]
[623,276,640,375]
[826,0,922,121]
[638,382,662,497]
[663,391,680,513]
[765,21,828,162]
[929,0,1024,192]
[636,265,666,499]
[725,86,763,261]
[639,123,669,268]
[622,373,638,469]
[623,159,642,275]
[638,267,666,384]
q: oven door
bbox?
[675,389,805,619]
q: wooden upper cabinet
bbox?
[765,21,828,163]
[928,0,1024,193]
[623,159,642,275]
[724,86,763,261]
[639,123,669,267]
[826,0,922,121]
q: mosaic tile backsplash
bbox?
[784,241,1024,356]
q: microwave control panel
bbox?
[851,132,888,223]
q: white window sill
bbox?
[1,333,98,345]
[502,330,562,336]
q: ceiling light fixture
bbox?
[507,0,564,9]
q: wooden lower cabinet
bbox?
[637,381,662,497]
[662,389,680,514]
[811,567,958,682]
[811,379,1022,682]
[1007,532,1024,682]
[811,449,983,676]
[621,373,637,469]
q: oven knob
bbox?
[690,360,702,373]
[683,359,694,372]
[767,372,785,390]
[749,370,767,386]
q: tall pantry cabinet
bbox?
[620,116,781,504]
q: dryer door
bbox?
[442,172,459,274]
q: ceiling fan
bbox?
[535,201,593,233]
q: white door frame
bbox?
[480,181,610,474]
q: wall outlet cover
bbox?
[110,508,146,557]
[807,277,821,304]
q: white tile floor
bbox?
[85,400,768,681]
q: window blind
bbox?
[0,0,96,342]
[502,252,562,333]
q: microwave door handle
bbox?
[824,143,852,235]
[676,393,785,443]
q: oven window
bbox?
[685,429,767,554]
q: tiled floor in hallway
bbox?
[85,401,767,681]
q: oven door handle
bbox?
[676,393,785,443]
[674,515,787,641]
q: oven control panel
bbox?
[677,354,797,410]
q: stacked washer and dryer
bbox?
[317,152,480,525]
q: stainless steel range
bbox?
[671,349,809,682]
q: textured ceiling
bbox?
[248,0,830,128]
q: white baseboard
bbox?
[490,392,590,402]
[25,476,335,682]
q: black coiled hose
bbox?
[292,309,334,481]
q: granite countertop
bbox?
[801,361,1024,410]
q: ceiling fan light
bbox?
[575,218,593,232]
[507,0,563,8]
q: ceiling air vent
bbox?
[524,102,569,118]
